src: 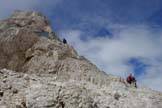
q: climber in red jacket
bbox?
[126,73,137,88]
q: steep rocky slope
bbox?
[0,11,162,108]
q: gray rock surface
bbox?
[0,11,162,108]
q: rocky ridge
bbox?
[0,11,162,108]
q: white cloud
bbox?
[59,26,162,91]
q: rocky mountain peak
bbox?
[0,11,162,108]
[11,10,45,19]
[4,10,52,34]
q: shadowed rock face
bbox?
[0,11,62,72]
[0,11,162,108]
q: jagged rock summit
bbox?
[0,11,162,108]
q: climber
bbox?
[63,38,67,44]
[126,73,137,88]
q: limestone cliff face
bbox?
[0,11,162,108]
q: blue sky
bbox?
[1,0,162,91]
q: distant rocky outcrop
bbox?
[0,11,162,108]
